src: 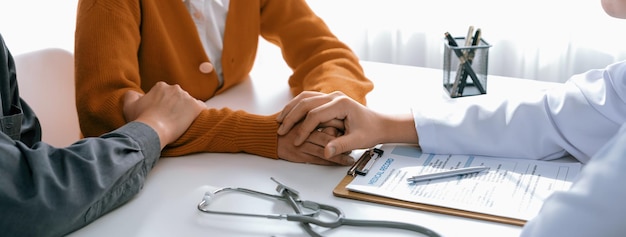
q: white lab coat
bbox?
[519,123,626,237]
[413,60,626,164]
[413,61,626,236]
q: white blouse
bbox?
[184,0,230,87]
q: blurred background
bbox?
[2,0,625,82]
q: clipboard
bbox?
[332,148,526,226]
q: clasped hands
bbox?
[277,91,386,166]
[122,85,381,166]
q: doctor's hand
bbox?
[277,91,417,158]
[123,81,206,149]
[277,120,355,166]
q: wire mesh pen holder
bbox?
[443,37,491,98]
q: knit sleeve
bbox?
[161,108,280,158]
[259,0,373,105]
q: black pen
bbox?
[458,28,482,95]
[444,32,486,94]
[445,32,463,97]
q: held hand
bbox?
[277,122,354,166]
[277,91,347,138]
[123,82,206,148]
[278,91,394,158]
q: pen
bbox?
[469,28,482,57]
[407,166,489,183]
[444,32,486,94]
[449,26,474,97]
[458,28,482,95]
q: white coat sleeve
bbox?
[519,122,626,237]
[413,61,626,163]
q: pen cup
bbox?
[443,37,491,98]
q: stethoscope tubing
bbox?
[198,184,442,237]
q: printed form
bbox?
[346,144,582,221]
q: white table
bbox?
[69,60,559,237]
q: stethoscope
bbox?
[197,177,441,237]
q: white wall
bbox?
[306,0,626,82]
[2,0,625,82]
[0,0,78,55]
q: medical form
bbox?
[346,144,582,221]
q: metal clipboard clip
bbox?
[347,148,384,176]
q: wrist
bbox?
[135,118,170,149]
[378,113,418,144]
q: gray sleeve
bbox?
[0,121,161,237]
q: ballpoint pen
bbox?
[407,166,489,183]
[444,32,486,94]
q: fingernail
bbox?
[277,124,284,134]
[295,136,305,146]
[327,146,336,157]
[276,112,284,122]
[344,156,355,165]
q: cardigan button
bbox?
[199,62,214,74]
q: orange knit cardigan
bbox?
[74,0,373,158]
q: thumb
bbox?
[325,135,359,158]
[123,90,143,107]
[122,90,144,122]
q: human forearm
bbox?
[376,112,419,145]
[288,58,374,105]
[261,0,373,104]
[122,83,206,149]
[161,108,280,158]
[0,122,160,237]
[412,90,572,160]
[75,0,145,138]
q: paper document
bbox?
[346,144,581,221]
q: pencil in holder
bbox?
[443,37,491,98]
